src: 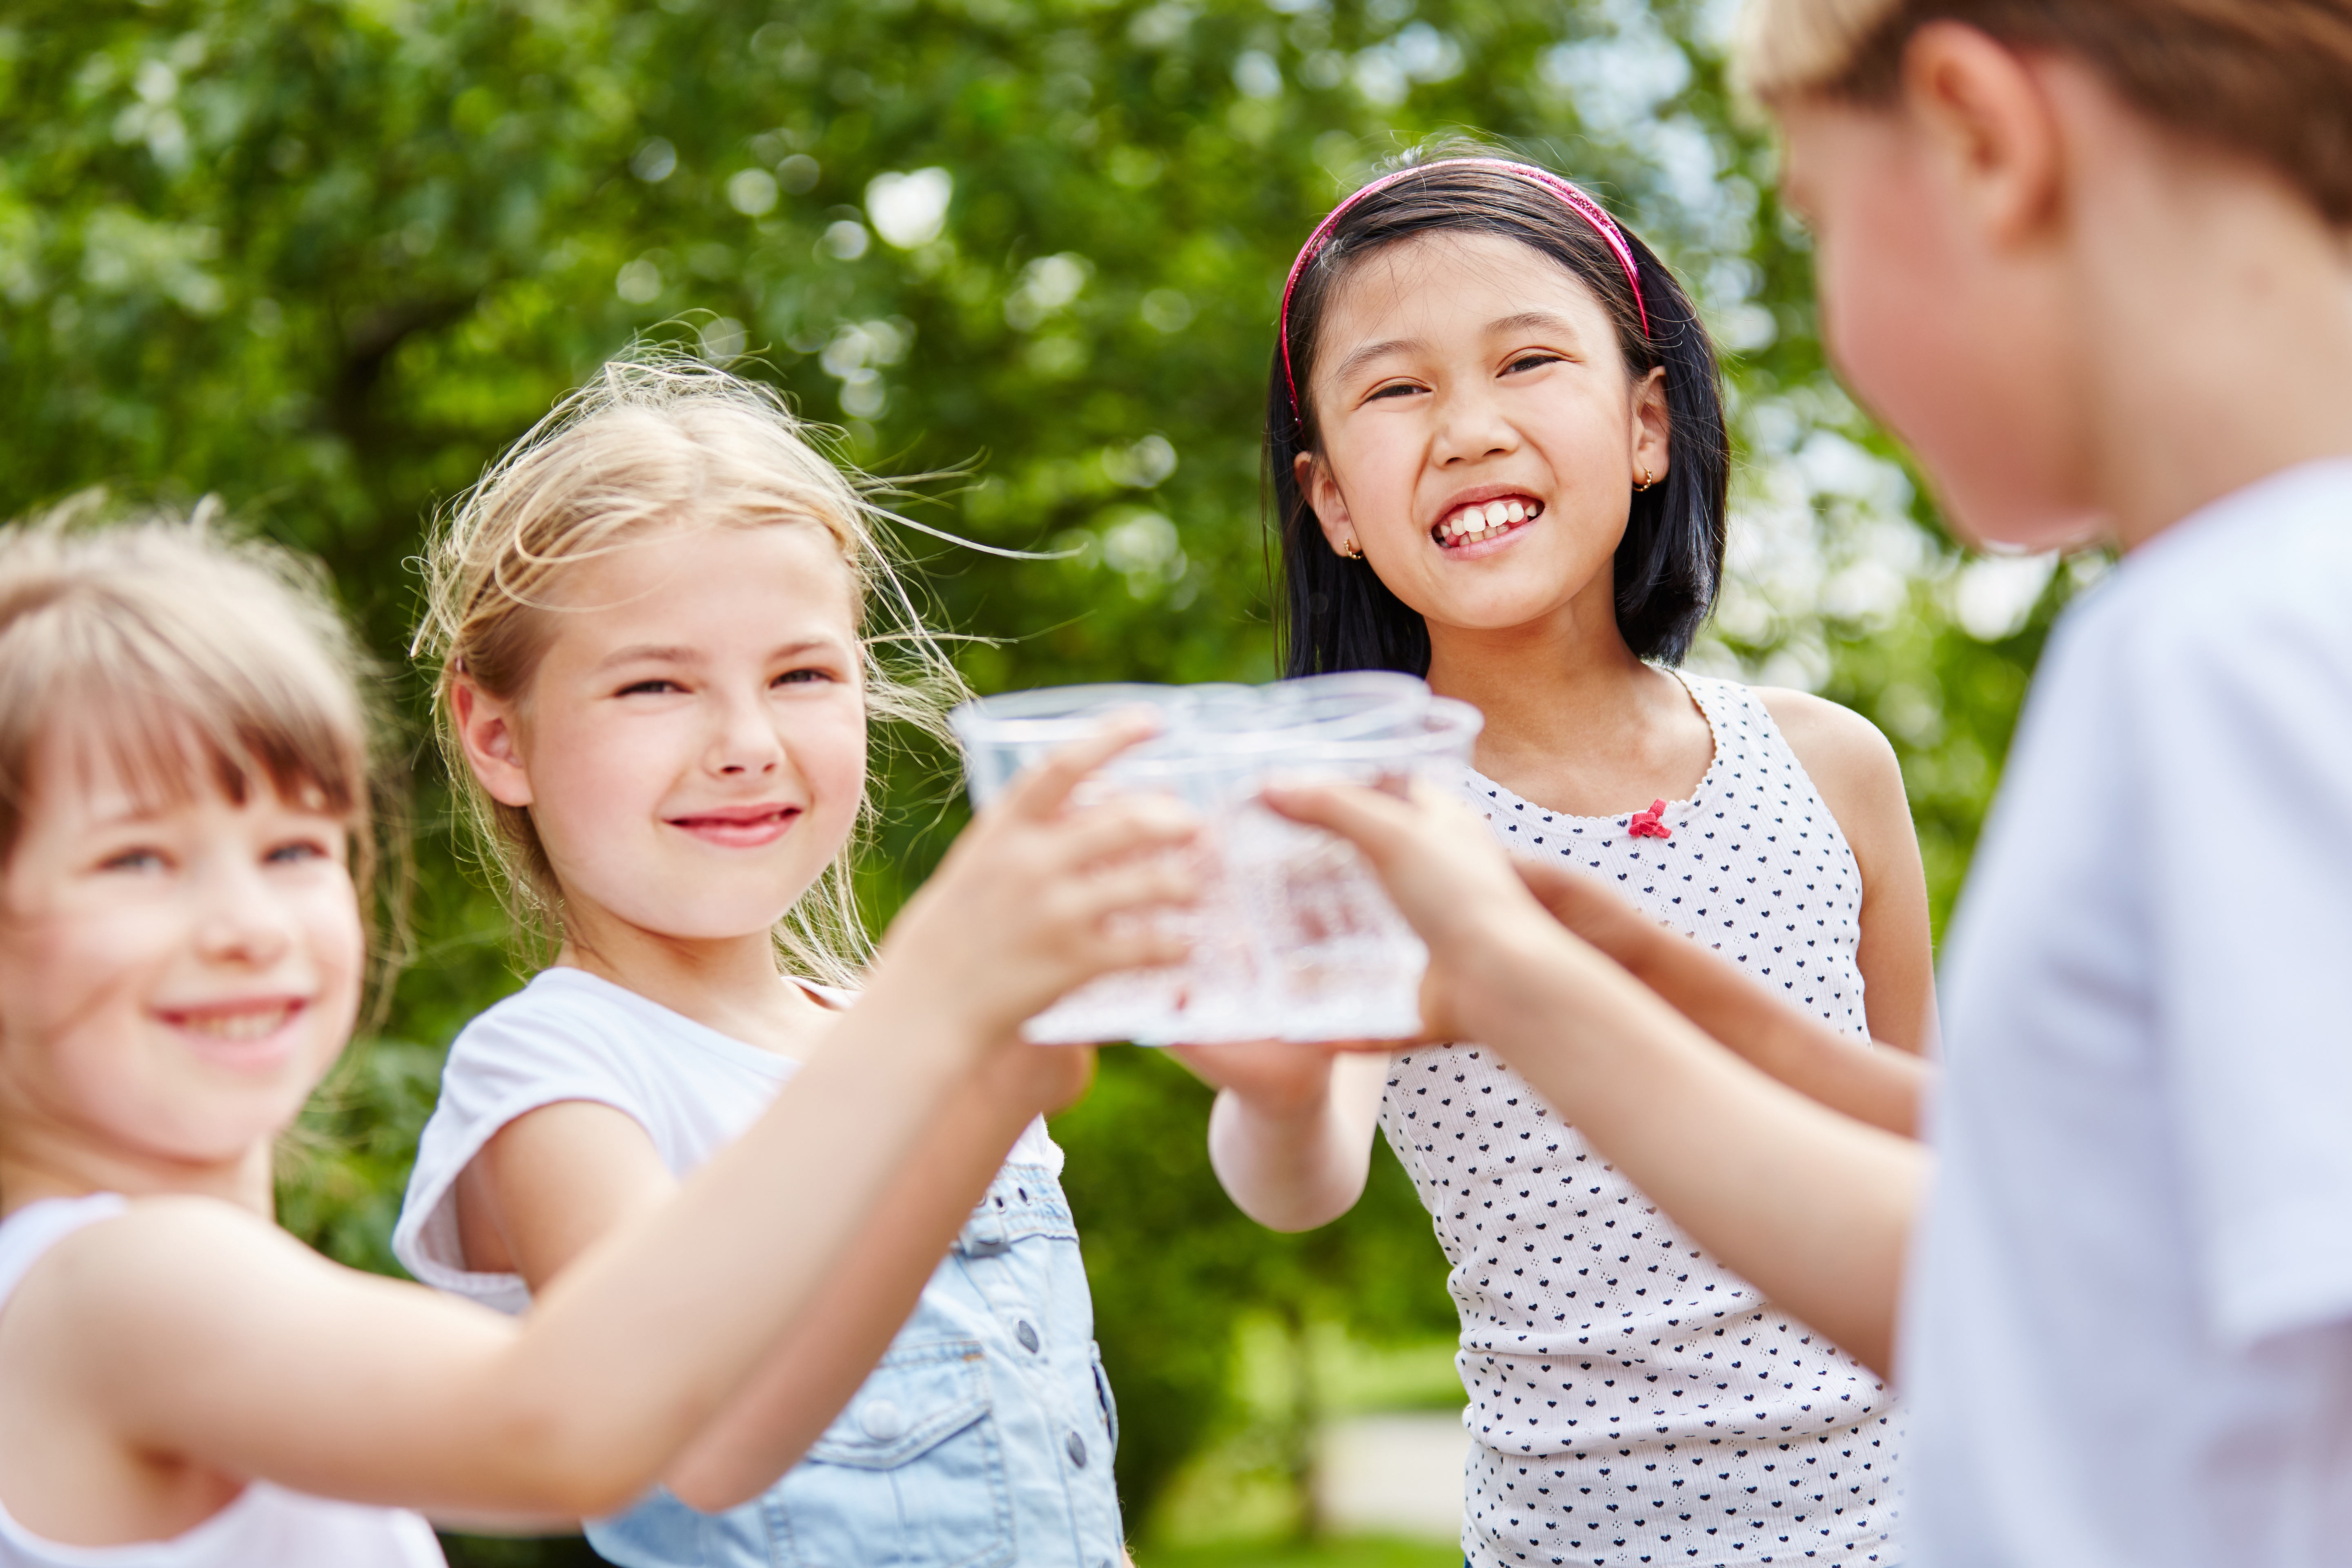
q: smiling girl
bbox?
[393,359,1140,1568]
[1178,152,1933,1568]
[0,508,1187,1564]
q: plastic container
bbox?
[948,674,1481,1045]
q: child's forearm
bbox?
[1457,919,1920,1377]
[1203,1053,1387,1232]
[479,987,997,1513]
[659,1049,1061,1511]
[1614,921,1928,1137]
[107,993,998,1521]
[1515,858,1927,1136]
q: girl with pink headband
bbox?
[1177,146,1934,1568]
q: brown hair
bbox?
[0,497,396,984]
[413,354,964,986]
[1738,0,2352,224]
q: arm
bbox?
[1755,688,1940,1054]
[1510,856,1929,1137]
[664,1040,1089,1508]
[1269,778,1920,1378]
[27,728,1197,1525]
[456,1079,1050,1513]
[1169,1042,1389,1232]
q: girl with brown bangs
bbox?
[0,510,1193,1564]
[1262,4,2352,1565]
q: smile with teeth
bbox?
[165,1002,301,1042]
[1434,497,1543,547]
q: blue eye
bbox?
[266,840,330,865]
[617,678,683,697]
[773,668,836,686]
[100,848,167,874]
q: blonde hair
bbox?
[0,497,392,970]
[1735,0,1899,100]
[413,354,967,986]
[1737,0,2352,225]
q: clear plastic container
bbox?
[948,675,1481,1045]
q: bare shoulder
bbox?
[1748,687,1911,850]
[1751,688,1901,793]
[22,1196,330,1337]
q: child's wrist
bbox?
[1450,914,1594,1039]
[850,977,999,1074]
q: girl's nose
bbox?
[194,860,297,967]
[711,692,785,776]
[1432,382,1519,464]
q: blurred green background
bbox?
[0,0,2082,1561]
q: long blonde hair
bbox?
[412,354,967,986]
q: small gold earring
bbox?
[1634,466,1656,493]
[1341,538,1363,560]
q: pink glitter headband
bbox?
[1278,158,1650,427]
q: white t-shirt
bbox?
[0,1195,446,1568]
[1903,457,2352,1566]
[394,967,1061,1316]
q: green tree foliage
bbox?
[0,0,2070,1554]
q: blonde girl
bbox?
[0,508,1187,1564]
[393,359,1139,1568]
[1272,3,2352,1566]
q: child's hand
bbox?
[877,717,1202,1042]
[1512,856,1666,971]
[978,1034,1099,1119]
[1170,1037,1401,1116]
[1262,775,1561,1043]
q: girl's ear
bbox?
[1294,450,1360,556]
[1631,365,1672,486]
[450,679,534,808]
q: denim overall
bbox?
[586,1163,1124,1568]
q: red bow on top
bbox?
[1628,800,1672,840]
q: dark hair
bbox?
[1268,152,1729,677]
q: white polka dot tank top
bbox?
[1381,671,1901,1568]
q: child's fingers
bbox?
[1260,777,1431,868]
[1514,855,1651,957]
[1052,851,1201,932]
[1264,777,1535,957]
[996,708,1162,822]
[1086,920,1194,974]
[1042,791,1201,872]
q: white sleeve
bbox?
[390,991,662,1314]
[2140,578,2352,1348]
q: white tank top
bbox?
[0,1194,446,1568]
[1381,672,1902,1568]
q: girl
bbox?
[0,508,1191,1562]
[392,360,1134,1568]
[1179,152,1935,1568]
[1270,3,2352,1565]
